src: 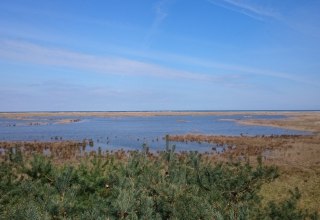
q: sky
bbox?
[0,0,320,111]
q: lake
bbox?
[0,114,309,152]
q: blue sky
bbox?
[0,0,320,111]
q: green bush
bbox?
[0,147,317,220]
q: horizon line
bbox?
[1,110,319,113]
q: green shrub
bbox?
[0,147,317,220]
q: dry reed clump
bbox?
[0,141,85,161]
[167,134,319,163]
[170,134,291,152]
[0,141,163,163]
[237,113,320,133]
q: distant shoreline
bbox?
[0,110,319,117]
[1,111,320,133]
[1,110,319,114]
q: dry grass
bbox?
[259,136,320,212]
[238,113,320,133]
[168,133,320,212]
[260,170,320,212]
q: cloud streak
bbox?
[206,0,281,21]
[144,0,170,47]
[1,39,317,88]
[111,48,320,88]
[206,0,320,39]
[0,39,225,83]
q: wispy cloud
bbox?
[206,0,281,21]
[110,48,320,88]
[207,0,320,38]
[1,38,317,89]
[1,38,316,89]
[144,0,171,47]
[0,39,229,83]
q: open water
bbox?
[0,114,309,152]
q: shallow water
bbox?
[0,114,309,152]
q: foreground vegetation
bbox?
[169,133,320,213]
[0,145,318,220]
